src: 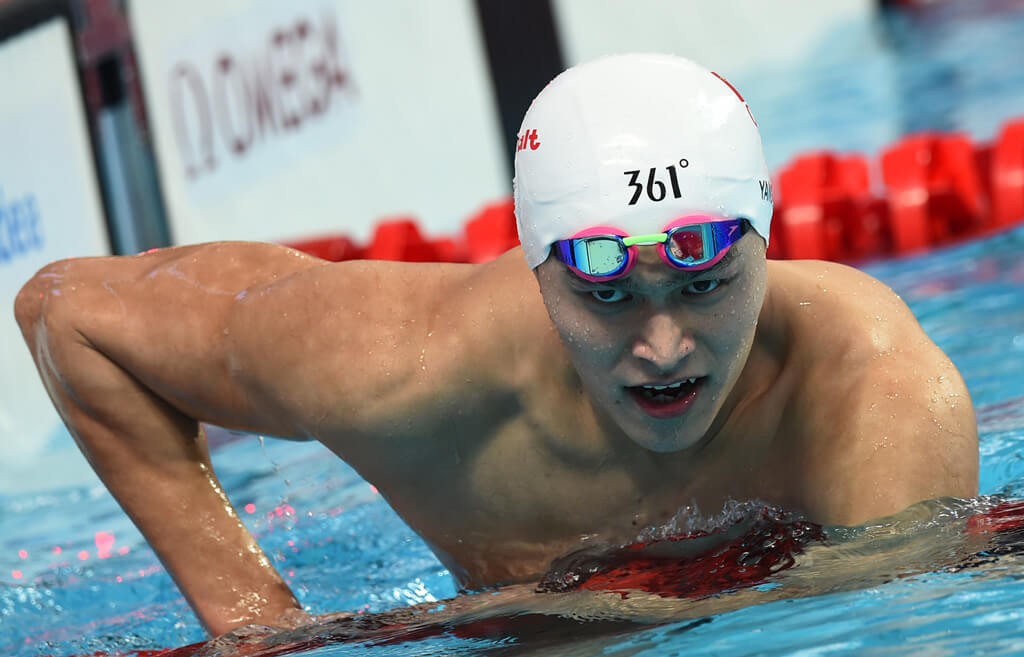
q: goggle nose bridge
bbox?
[620,233,670,247]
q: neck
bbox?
[702,283,789,454]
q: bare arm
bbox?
[784,264,979,525]
[13,241,503,634]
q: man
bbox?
[14,54,977,637]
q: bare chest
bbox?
[378,413,787,587]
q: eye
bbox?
[590,288,631,304]
[683,279,721,295]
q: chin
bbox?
[614,390,716,454]
[627,428,705,453]
[611,408,709,452]
[590,384,713,453]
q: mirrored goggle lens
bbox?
[574,237,627,275]
[666,225,712,265]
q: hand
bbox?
[194,623,279,657]
[272,607,356,629]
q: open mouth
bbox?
[627,377,705,418]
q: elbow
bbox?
[14,259,73,349]
[14,273,45,336]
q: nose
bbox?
[631,311,695,373]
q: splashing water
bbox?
[537,502,827,599]
[115,497,1024,657]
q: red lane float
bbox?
[464,199,517,264]
[364,218,456,263]
[774,117,1023,261]
[774,152,886,260]
[281,116,1024,265]
[283,235,364,262]
[881,133,989,253]
[992,120,1024,228]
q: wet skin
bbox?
[13,232,977,635]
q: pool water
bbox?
[4,3,1024,656]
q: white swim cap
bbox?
[514,53,773,269]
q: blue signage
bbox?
[0,186,44,264]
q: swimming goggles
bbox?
[552,216,746,282]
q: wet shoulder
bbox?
[765,261,977,523]
[766,259,921,364]
[449,249,567,392]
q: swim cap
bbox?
[514,53,773,269]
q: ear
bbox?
[532,258,566,313]
[533,256,557,286]
[741,218,767,255]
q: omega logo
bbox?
[168,11,353,180]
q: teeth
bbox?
[641,378,697,391]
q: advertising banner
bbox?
[0,16,111,490]
[130,0,509,245]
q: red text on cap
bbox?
[517,129,541,152]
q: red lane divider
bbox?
[285,235,364,262]
[282,116,1024,265]
[464,199,518,264]
[775,152,887,261]
[881,133,989,253]
[365,219,443,263]
[992,120,1024,228]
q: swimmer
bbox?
[13,54,977,637]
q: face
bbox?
[535,230,767,453]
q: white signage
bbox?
[0,17,111,490]
[131,0,509,245]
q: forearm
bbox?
[84,405,300,635]
[15,270,301,636]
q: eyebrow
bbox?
[568,247,741,291]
